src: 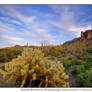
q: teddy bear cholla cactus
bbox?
[0,48,69,87]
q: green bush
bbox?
[86,47,92,53]
[83,70,92,87]
[61,59,71,69]
[76,69,92,87]
[72,65,85,74]
[41,46,64,58]
[75,53,83,59]
[80,61,91,69]
[0,48,22,62]
[0,65,5,71]
[71,58,80,65]
[83,55,92,63]
[68,56,73,60]
[76,72,85,87]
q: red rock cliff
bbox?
[81,30,92,39]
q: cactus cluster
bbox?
[0,48,69,87]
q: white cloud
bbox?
[0,41,23,48]
[0,6,36,24]
[0,18,55,47]
[1,5,90,48]
[0,21,35,38]
[51,21,91,37]
[0,5,55,42]
[0,34,25,48]
[11,20,22,25]
[0,35,24,41]
[0,17,22,25]
[0,21,17,34]
[50,5,92,38]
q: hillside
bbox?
[0,36,92,87]
[62,38,92,87]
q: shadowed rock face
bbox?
[81,30,92,39]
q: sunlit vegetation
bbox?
[0,48,69,87]
[0,47,23,62]
[0,38,92,87]
[61,39,92,87]
[40,46,65,58]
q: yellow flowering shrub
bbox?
[0,48,69,87]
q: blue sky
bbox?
[0,5,92,48]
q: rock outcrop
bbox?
[81,30,92,39]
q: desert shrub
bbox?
[41,46,64,58]
[83,69,92,87]
[68,56,73,60]
[61,59,71,69]
[62,58,80,70]
[71,58,80,65]
[8,49,22,58]
[72,65,85,75]
[0,55,10,62]
[0,65,5,71]
[83,55,92,63]
[76,72,85,87]
[72,60,92,87]
[80,61,91,69]
[0,48,22,62]
[76,69,92,87]
[75,53,83,59]
[3,56,10,62]
[86,46,92,53]
[0,48,69,87]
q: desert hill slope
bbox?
[0,30,92,87]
